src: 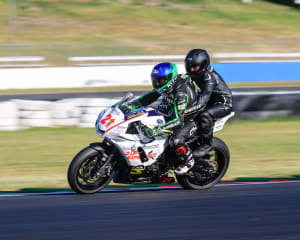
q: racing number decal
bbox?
[101,114,115,127]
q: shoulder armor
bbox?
[204,72,212,81]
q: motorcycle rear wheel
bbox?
[68,146,115,194]
[176,137,230,190]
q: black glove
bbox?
[143,126,165,139]
[120,102,136,114]
[157,104,169,114]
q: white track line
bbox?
[0,181,300,197]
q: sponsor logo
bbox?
[125,108,146,120]
[125,151,157,160]
[189,126,197,136]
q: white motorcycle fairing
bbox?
[95,99,234,168]
[96,106,168,167]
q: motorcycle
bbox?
[68,92,234,194]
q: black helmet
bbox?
[184,49,210,76]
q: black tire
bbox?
[68,146,115,194]
[177,137,230,190]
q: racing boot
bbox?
[192,137,213,157]
[175,147,195,175]
[193,112,214,157]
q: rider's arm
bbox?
[194,72,216,109]
[157,93,188,131]
[130,89,161,111]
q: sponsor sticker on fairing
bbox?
[125,151,157,160]
[124,108,146,121]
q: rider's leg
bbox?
[193,111,214,157]
[169,120,197,175]
[194,104,232,157]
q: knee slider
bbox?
[169,137,183,149]
[173,137,184,147]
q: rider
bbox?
[184,49,233,156]
[124,62,200,175]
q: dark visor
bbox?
[151,73,172,89]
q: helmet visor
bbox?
[151,73,173,90]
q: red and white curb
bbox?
[1,180,300,197]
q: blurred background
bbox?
[0,0,300,191]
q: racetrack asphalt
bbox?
[1,182,300,240]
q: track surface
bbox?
[1,182,300,240]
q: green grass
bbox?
[1,0,300,65]
[217,117,300,180]
[0,118,300,191]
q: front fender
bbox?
[89,139,122,159]
[89,142,105,152]
[89,140,115,155]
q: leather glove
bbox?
[143,126,165,139]
[157,104,169,114]
[120,102,136,114]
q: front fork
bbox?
[89,141,115,177]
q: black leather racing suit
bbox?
[189,65,233,147]
[132,74,200,162]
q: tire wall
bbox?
[233,93,300,119]
[0,92,299,131]
[0,98,113,130]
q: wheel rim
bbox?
[187,148,226,186]
[76,152,114,191]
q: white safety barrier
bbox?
[50,99,81,127]
[0,101,20,130]
[1,54,300,89]
[0,98,118,130]
[0,65,185,89]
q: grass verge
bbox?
[2,0,300,65]
[0,117,300,191]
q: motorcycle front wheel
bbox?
[68,145,115,194]
[176,137,230,190]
